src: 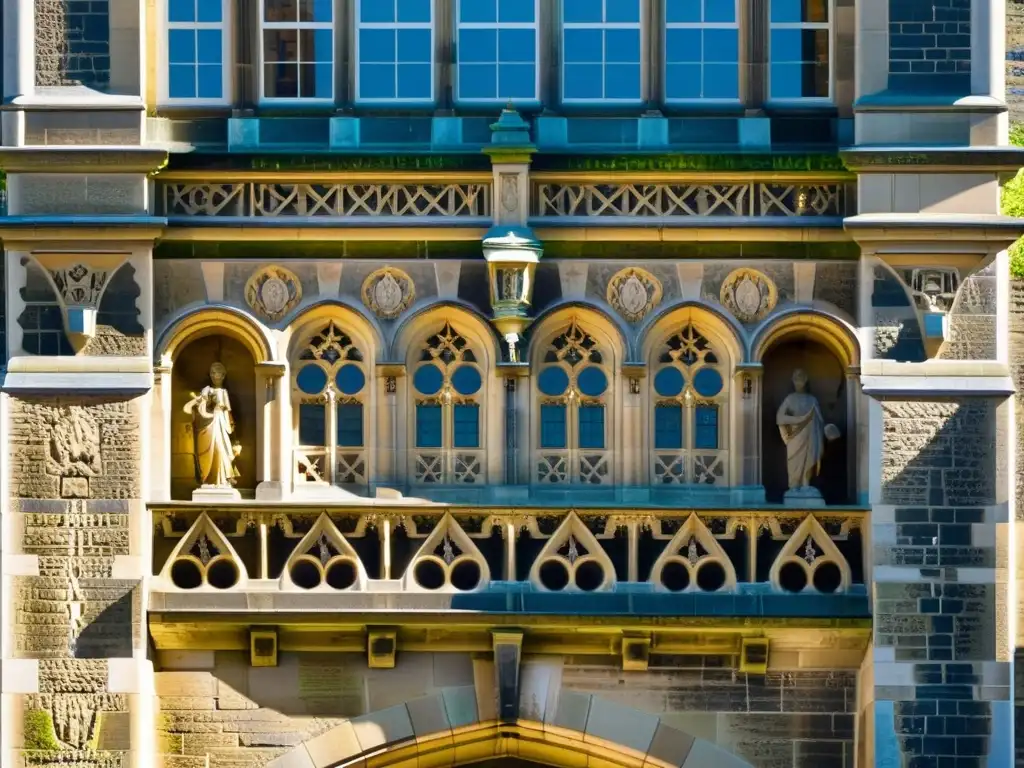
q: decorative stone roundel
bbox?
[607,267,663,323]
[362,266,415,320]
[244,265,302,321]
[720,268,778,324]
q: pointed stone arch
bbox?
[529,512,616,592]
[158,512,248,591]
[282,513,368,592]
[751,308,860,369]
[401,513,491,592]
[768,514,852,595]
[649,513,737,593]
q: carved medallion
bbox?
[500,174,519,214]
[607,267,662,323]
[720,268,777,323]
[362,267,415,320]
[245,265,302,321]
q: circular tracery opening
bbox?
[695,561,726,592]
[413,559,446,590]
[325,559,358,590]
[290,559,322,590]
[170,559,203,590]
[574,560,605,592]
[206,558,240,590]
[660,561,690,592]
[539,559,570,591]
[812,561,842,594]
[450,559,482,591]
[778,561,808,593]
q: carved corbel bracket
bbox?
[31,251,130,352]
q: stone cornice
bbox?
[840,146,1024,174]
[0,146,168,174]
[844,213,1024,250]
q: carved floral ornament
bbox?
[362,266,415,320]
[244,265,302,321]
[606,267,663,323]
[720,268,778,324]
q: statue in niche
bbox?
[776,368,840,505]
[183,362,241,490]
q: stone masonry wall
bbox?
[8,396,143,767]
[1010,279,1024,767]
[876,397,1007,766]
[888,0,971,93]
[35,0,111,90]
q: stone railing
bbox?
[150,505,866,600]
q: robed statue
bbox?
[184,362,241,488]
[776,368,840,500]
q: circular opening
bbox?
[413,364,444,395]
[654,367,685,397]
[778,561,808,593]
[451,365,482,396]
[289,558,322,590]
[695,561,727,592]
[538,559,570,591]
[206,558,239,590]
[413,559,446,590]
[336,364,366,395]
[325,559,358,590]
[577,366,608,397]
[812,561,843,594]
[660,561,690,592]
[538,367,569,396]
[296,364,328,395]
[450,559,482,591]
[693,367,724,398]
[574,560,605,592]
[170,559,203,590]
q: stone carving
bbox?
[183,363,241,489]
[50,263,109,307]
[500,174,519,214]
[45,407,102,485]
[776,369,840,505]
[606,267,663,323]
[720,268,778,323]
[906,268,959,312]
[244,265,302,321]
[362,267,415,320]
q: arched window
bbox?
[410,322,485,484]
[292,322,368,488]
[651,325,728,485]
[536,320,611,485]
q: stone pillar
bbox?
[734,364,763,493]
[1,0,34,145]
[255,362,286,500]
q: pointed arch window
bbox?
[536,320,611,485]
[410,322,485,484]
[651,325,728,485]
[292,322,368,488]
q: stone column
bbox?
[1,0,35,145]
[255,362,286,500]
[734,364,763,501]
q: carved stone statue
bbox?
[184,362,241,492]
[776,368,840,505]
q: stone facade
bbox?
[888,0,972,92]
[34,0,111,90]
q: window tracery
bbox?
[535,319,611,485]
[292,321,368,488]
[410,321,485,484]
[651,325,728,485]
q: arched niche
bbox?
[170,335,258,500]
[760,335,850,505]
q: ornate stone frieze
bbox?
[720,268,778,323]
[361,267,415,320]
[606,267,663,323]
[244,265,302,321]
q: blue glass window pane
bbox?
[397,0,432,22]
[416,404,443,448]
[297,364,328,394]
[771,0,827,24]
[695,405,719,450]
[461,0,497,22]
[499,64,535,98]
[168,29,196,64]
[361,64,395,98]
[654,404,683,449]
[169,0,195,22]
[564,29,602,62]
[606,0,640,23]
[414,364,444,395]
[666,64,700,99]
[705,0,736,23]
[299,403,326,446]
[461,64,496,98]
[665,0,701,23]
[540,405,567,449]
[606,64,641,100]
[666,28,701,63]
[705,28,738,63]
[398,28,431,61]
[337,404,364,447]
[197,65,223,98]
[197,29,222,64]
[539,367,569,396]
[770,62,801,99]
[336,364,366,395]
[452,366,482,396]
[169,65,197,98]
[309,29,332,61]
[564,0,601,23]
[499,0,534,23]
[460,29,497,62]
[577,366,608,397]
[499,28,535,62]
[704,63,739,98]
[654,367,685,397]
[398,64,431,99]
[361,0,394,22]
[361,29,396,62]
[605,29,639,62]
[693,367,724,397]
[302,0,332,22]
[453,404,480,448]
[197,1,221,22]
[578,405,605,450]
[310,63,332,97]
[564,64,603,99]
